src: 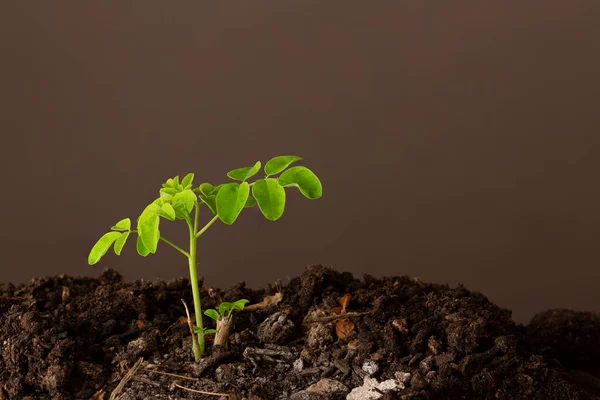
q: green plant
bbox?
[204,299,250,322]
[87,155,322,360]
[204,299,249,348]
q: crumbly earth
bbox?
[0,265,599,399]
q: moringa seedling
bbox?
[204,299,249,348]
[87,155,322,360]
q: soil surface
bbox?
[1,265,599,400]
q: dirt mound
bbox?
[0,265,598,399]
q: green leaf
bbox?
[173,190,196,212]
[159,203,176,221]
[227,161,261,182]
[200,195,217,214]
[194,326,218,335]
[159,193,174,203]
[113,231,130,255]
[264,155,303,176]
[136,235,150,256]
[232,299,249,311]
[88,232,122,265]
[181,173,195,188]
[173,176,180,186]
[204,309,220,321]
[217,302,234,316]
[137,203,161,253]
[211,184,225,195]
[165,178,175,188]
[252,178,286,221]
[198,183,215,196]
[160,187,177,197]
[216,182,250,225]
[244,196,257,208]
[172,190,197,219]
[278,166,322,199]
[111,218,131,231]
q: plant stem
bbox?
[195,215,219,239]
[130,230,189,258]
[188,214,204,359]
[160,236,190,258]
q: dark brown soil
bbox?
[1,265,599,399]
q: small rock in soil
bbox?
[362,359,379,376]
[347,376,404,400]
[306,378,349,396]
[307,322,335,349]
[257,311,295,345]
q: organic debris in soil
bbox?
[0,265,599,399]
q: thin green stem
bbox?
[195,215,220,239]
[159,237,190,258]
[131,230,189,258]
[193,202,200,234]
[187,217,205,359]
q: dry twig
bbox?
[174,383,230,397]
[139,366,199,381]
[109,357,144,400]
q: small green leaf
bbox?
[227,161,261,182]
[181,173,195,188]
[216,182,250,225]
[173,176,180,186]
[244,196,257,208]
[139,216,160,253]
[160,187,177,197]
[166,178,175,188]
[198,183,215,196]
[200,195,217,214]
[264,155,303,176]
[136,235,150,256]
[111,218,131,231]
[217,302,234,316]
[88,231,122,265]
[278,166,322,199]
[159,193,173,203]
[137,204,161,253]
[159,203,176,221]
[211,184,225,195]
[171,190,197,220]
[232,299,249,311]
[252,178,286,221]
[113,231,130,255]
[204,309,220,321]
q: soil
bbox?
[1,264,599,400]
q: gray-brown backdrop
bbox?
[1,1,599,324]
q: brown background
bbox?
[1,2,599,324]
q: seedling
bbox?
[204,299,249,348]
[87,155,322,360]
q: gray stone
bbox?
[346,376,403,400]
[306,378,349,396]
[257,311,295,344]
[362,360,379,376]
